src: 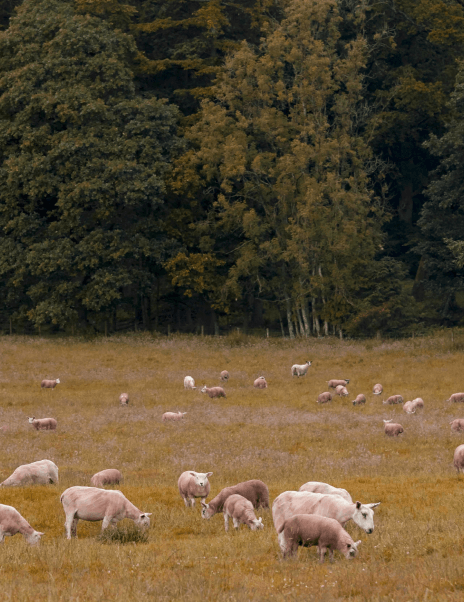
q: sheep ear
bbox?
[367,503,380,509]
[356,501,361,509]
[189,472,196,477]
[201,501,207,508]
[355,540,362,546]
[206,472,213,477]
[258,517,262,523]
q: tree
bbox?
[0,0,181,330]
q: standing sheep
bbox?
[352,394,366,406]
[448,393,464,403]
[28,417,57,431]
[91,469,123,488]
[450,419,464,432]
[119,393,129,406]
[291,361,312,377]
[317,392,333,404]
[335,385,349,397]
[178,471,213,508]
[41,378,60,389]
[0,460,58,487]
[220,371,230,382]
[0,504,44,545]
[184,376,196,390]
[200,386,226,399]
[223,494,264,532]
[373,384,383,395]
[383,419,404,437]
[383,395,403,405]
[201,480,269,520]
[453,444,464,473]
[253,377,268,389]
[162,411,187,422]
[328,379,350,389]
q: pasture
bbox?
[0,332,464,601]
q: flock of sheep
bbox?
[2,360,464,564]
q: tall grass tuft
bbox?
[97,522,149,545]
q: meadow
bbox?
[1,332,464,601]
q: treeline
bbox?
[1,0,464,337]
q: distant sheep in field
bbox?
[119,393,129,406]
[450,419,464,432]
[453,444,464,473]
[253,377,267,389]
[448,393,464,403]
[335,385,349,397]
[328,379,350,389]
[162,411,187,422]
[383,395,403,405]
[28,417,57,431]
[91,469,123,488]
[184,376,196,390]
[403,401,416,414]
[317,392,333,404]
[373,384,383,395]
[41,378,60,389]
[223,494,264,532]
[291,361,312,377]
[383,419,404,437]
[352,394,366,406]
[178,471,213,507]
[200,386,226,399]
[0,459,58,487]
[220,371,230,382]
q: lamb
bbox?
[162,411,187,422]
[317,392,333,404]
[201,479,269,520]
[0,504,44,545]
[335,385,349,397]
[184,376,196,390]
[450,419,464,432]
[454,444,464,472]
[373,384,383,395]
[382,395,403,405]
[328,379,350,389]
[383,419,404,436]
[119,393,129,406]
[448,393,464,403]
[278,514,361,562]
[298,481,352,503]
[178,471,213,507]
[41,378,60,389]
[291,361,312,377]
[220,370,230,382]
[253,377,268,389]
[223,494,264,532]
[200,386,226,399]
[0,459,58,486]
[28,417,57,430]
[352,394,366,406]
[403,401,416,414]
[60,486,151,539]
[90,469,123,488]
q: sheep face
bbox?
[200,502,215,519]
[28,417,35,424]
[190,472,213,488]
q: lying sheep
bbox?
[162,411,187,422]
[119,393,129,406]
[41,378,60,389]
[0,459,58,487]
[201,480,269,520]
[373,384,383,395]
[291,361,312,377]
[253,377,268,389]
[178,471,213,508]
[383,395,403,405]
[220,371,230,382]
[450,419,464,432]
[335,385,349,397]
[383,419,404,437]
[278,514,361,562]
[403,401,416,414]
[0,504,44,545]
[28,417,57,431]
[223,494,264,532]
[328,379,350,389]
[317,392,333,404]
[200,386,226,399]
[184,376,196,390]
[352,394,366,406]
[91,469,123,488]
[448,393,464,403]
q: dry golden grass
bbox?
[1,332,464,600]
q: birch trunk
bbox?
[286,298,295,339]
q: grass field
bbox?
[1,332,464,601]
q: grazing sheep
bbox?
[373,384,383,395]
[0,460,58,487]
[403,401,416,414]
[298,482,352,503]
[119,393,129,406]
[291,361,312,377]
[453,444,464,473]
[383,419,404,437]
[41,378,60,389]
[335,385,349,397]
[28,417,57,431]
[317,392,333,404]
[448,393,464,403]
[0,504,44,545]
[162,411,187,422]
[220,371,230,382]
[450,419,464,432]
[383,395,403,405]
[91,469,123,488]
[200,386,226,399]
[178,471,213,508]
[328,379,350,389]
[184,376,196,390]
[60,486,151,539]
[201,480,269,520]
[253,377,268,389]
[278,514,361,562]
[352,394,366,406]
[223,494,264,532]
[412,397,424,409]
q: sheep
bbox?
[162,411,187,422]
[450,419,464,432]
[373,384,383,395]
[291,361,312,377]
[448,393,464,403]
[41,378,60,389]
[200,386,226,399]
[91,469,123,488]
[328,379,350,389]
[382,395,403,405]
[201,480,269,520]
[335,385,349,397]
[403,401,416,414]
[352,394,366,406]
[220,371,230,382]
[453,444,464,473]
[0,460,58,487]
[0,504,44,545]
[28,417,57,431]
[412,397,424,410]
[383,419,404,437]
[178,471,213,508]
[184,376,196,390]
[317,392,333,404]
[223,494,264,532]
[119,393,129,406]
[253,377,268,389]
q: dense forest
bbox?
[1,0,464,337]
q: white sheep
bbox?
[119,393,129,406]
[335,385,349,397]
[200,386,226,399]
[253,377,268,389]
[178,471,213,507]
[184,376,196,390]
[372,384,383,395]
[162,411,187,422]
[41,378,60,389]
[220,371,230,382]
[291,361,312,377]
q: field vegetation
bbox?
[1,332,464,600]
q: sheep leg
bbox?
[71,517,78,537]
[318,546,327,563]
[0,530,4,543]
[224,513,229,532]
[329,548,334,562]
[101,516,112,531]
[190,498,196,508]
[65,512,77,539]
[182,497,190,508]
[232,517,240,530]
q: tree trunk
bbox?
[312,297,320,336]
[398,181,414,224]
[286,298,295,339]
[301,301,311,336]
